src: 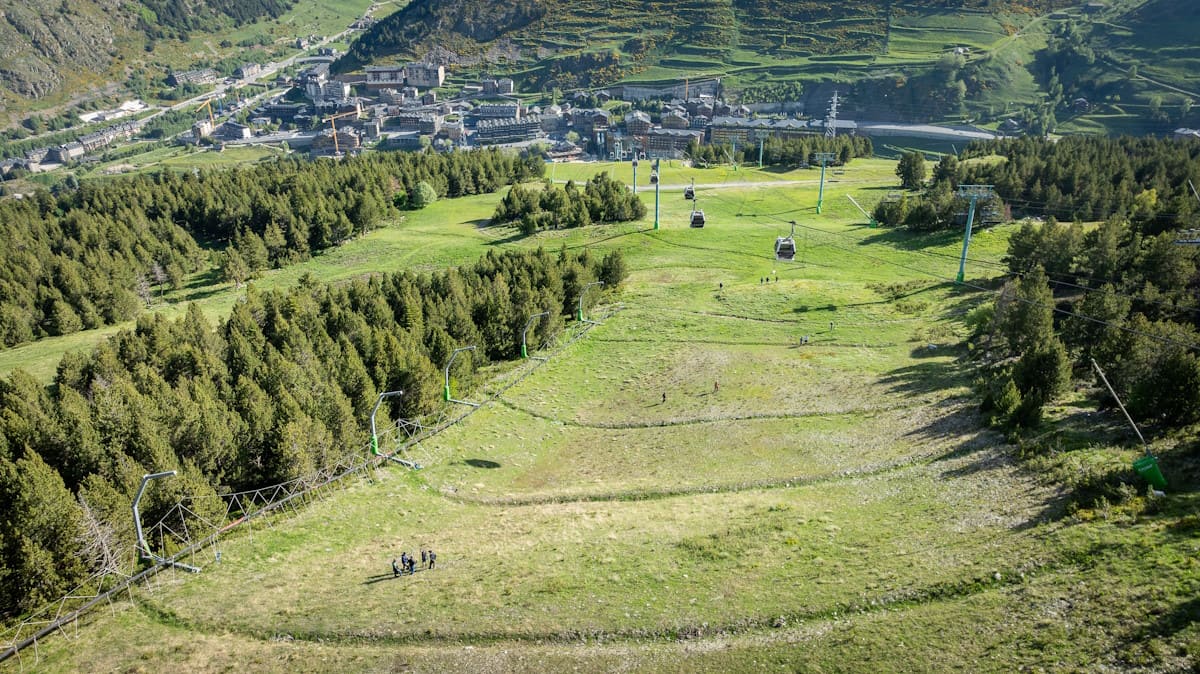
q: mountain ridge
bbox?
[0,0,293,103]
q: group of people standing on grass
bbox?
[392,548,436,577]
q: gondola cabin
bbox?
[775,236,796,261]
[649,171,659,185]
[683,185,695,200]
[690,210,706,228]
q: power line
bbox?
[734,205,1195,347]
[698,185,1012,270]
[995,195,1196,225]
[1038,275,1200,319]
[788,216,1200,321]
[776,220,1200,353]
[692,180,1200,340]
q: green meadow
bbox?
[11,156,1200,672]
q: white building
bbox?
[306,79,351,102]
[364,66,406,90]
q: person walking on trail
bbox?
[662,392,667,404]
[401,552,410,575]
[421,549,428,569]
[392,558,400,578]
[428,550,437,570]
[713,381,719,393]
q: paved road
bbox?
[134,3,378,131]
[1099,56,1200,100]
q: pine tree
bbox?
[599,250,628,288]
[997,267,1057,357]
[219,248,251,288]
[0,452,87,616]
[896,151,926,190]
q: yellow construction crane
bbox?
[196,98,216,126]
[323,110,361,155]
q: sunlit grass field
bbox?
[0,158,900,382]
[13,155,1200,673]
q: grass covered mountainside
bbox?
[0,0,293,100]
[15,159,1200,672]
[337,0,1069,74]
[336,0,1200,134]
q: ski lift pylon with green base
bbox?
[1133,454,1168,490]
[1091,358,1167,490]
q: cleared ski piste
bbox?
[23,160,1200,673]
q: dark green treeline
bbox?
[492,173,647,234]
[685,134,873,168]
[976,217,1199,430]
[0,148,545,348]
[957,136,1200,232]
[877,136,1200,231]
[863,136,1200,431]
[0,245,626,619]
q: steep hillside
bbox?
[1003,0,1200,136]
[336,0,1073,74]
[0,0,133,99]
[325,0,1198,132]
[337,0,879,73]
[0,0,292,101]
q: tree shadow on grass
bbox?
[483,229,527,247]
[907,402,990,447]
[1129,596,1200,643]
[909,404,1076,529]
[879,359,970,397]
[462,459,501,469]
[757,164,810,175]
[182,267,220,290]
[168,268,227,304]
[935,288,997,319]
[858,227,962,251]
[908,343,967,359]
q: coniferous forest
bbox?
[2,131,1197,666]
[875,137,1200,232]
[956,136,1200,232]
[869,136,1200,431]
[0,149,545,348]
[0,246,627,618]
[973,216,1199,431]
[685,134,873,169]
[491,173,647,234]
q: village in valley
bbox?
[4,45,1010,179]
[4,0,1197,183]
